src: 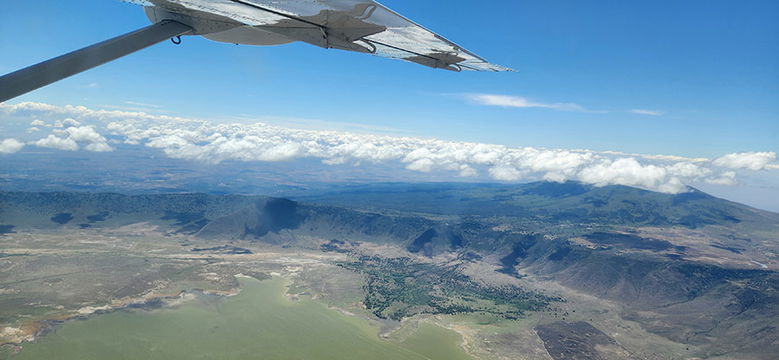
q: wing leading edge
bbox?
[139,0,514,72]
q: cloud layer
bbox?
[466,93,668,116]
[713,152,777,171]
[466,94,585,111]
[631,109,663,116]
[1,102,777,194]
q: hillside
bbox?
[297,181,779,228]
[1,183,778,359]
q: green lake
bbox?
[14,277,473,360]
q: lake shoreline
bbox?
[9,276,476,360]
[1,284,244,352]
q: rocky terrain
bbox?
[1,182,777,359]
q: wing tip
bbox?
[494,65,517,73]
[462,63,516,73]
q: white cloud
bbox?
[0,138,25,154]
[464,94,669,116]
[84,142,114,152]
[406,158,435,172]
[666,162,711,178]
[30,120,46,126]
[32,135,79,151]
[489,166,523,181]
[713,152,777,171]
[631,109,663,116]
[63,126,107,143]
[705,171,737,185]
[2,102,776,194]
[466,94,585,111]
[459,165,478,177]
[599,150,709,163]
[33,125,114,153]
[0,101,186,123]
[52,118,83,128]
[577,158,678,192]
[62,118,81,127]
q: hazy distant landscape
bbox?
[1,182,777,359]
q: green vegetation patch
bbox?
[339,256,559,321]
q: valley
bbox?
[0,182,777,359]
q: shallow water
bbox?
[15,277,473,360]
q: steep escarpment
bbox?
[195,199,437,244]
[406,226,464,256]
[0,191,260,230]
[196,198,304,241]
[498,235,779,359]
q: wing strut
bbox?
[0,20,192,103]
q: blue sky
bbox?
[1,0,777,156]
[1,0,778,210]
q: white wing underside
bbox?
[126,0,512,72]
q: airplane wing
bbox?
[1,0,513,103]
[139,0,513,72]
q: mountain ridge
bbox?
[1,182,778,358]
